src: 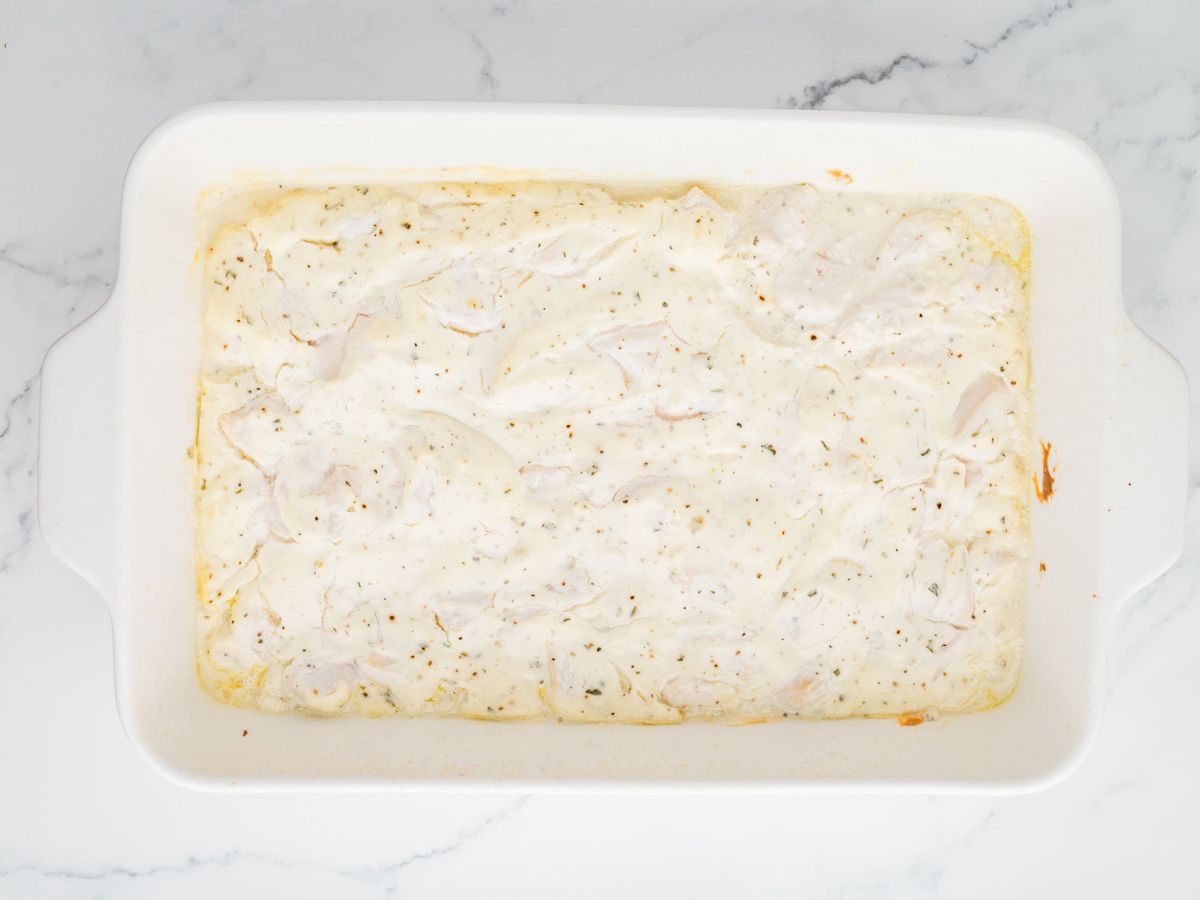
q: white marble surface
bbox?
[1,0,1198,896]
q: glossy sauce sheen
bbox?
[195,181,1032,722]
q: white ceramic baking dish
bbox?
[39,103,1187,792]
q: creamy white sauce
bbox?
[195,181,1031,722]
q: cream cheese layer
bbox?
[196,181,1032,722]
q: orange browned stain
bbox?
[826,168,854,185]
[1039,562,1047,573]
[1033,440,1055,502]
[897,712,925,727]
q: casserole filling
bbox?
[195,181,1032,722]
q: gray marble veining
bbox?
[1,1,1197,897]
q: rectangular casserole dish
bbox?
[38,103,1187,792]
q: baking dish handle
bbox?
[38,297,121,605]
[1102,319,1189,603]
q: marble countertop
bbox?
[2,1,1197,896]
